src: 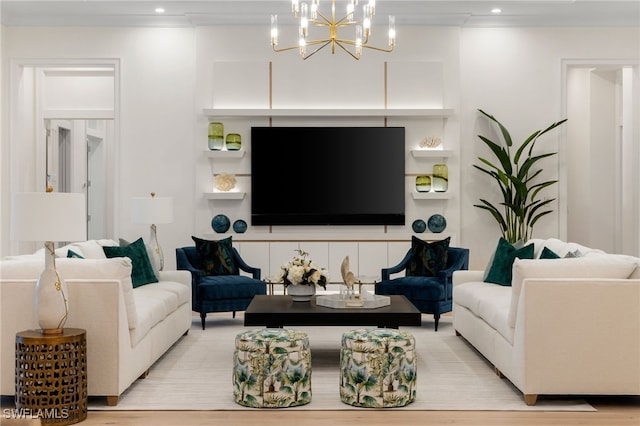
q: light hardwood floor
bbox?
[4,397,640,426]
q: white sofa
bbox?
[0,239,192,405]
[453,238,640,405]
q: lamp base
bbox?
[148,224,164,272]
[35,242,69,333]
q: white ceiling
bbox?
[1,0,639,27]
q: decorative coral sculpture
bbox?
[214,173,236,192]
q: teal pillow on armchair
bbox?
[191,236,238,276]
[407,236,451,277]
[484,237,534,286]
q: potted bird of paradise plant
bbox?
[474,109,567,243]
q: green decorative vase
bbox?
[225,133,241,151]
[415,175,431,192]
[432,164,448,192]
[208,122,224,150]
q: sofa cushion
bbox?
[454,281,514,343]
[56,239,118,259]
[198,275,264,300]
[508,256,639,327]
[147,281,191,306]
[484,238,535,286]
[529,238,603,259]
[103,238,158,288]
[192,236,238,276]
[407,236,450,277]
[376,276,444,301]
[130,293,170,346]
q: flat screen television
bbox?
[251,126,405,226]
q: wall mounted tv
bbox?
[251,126,405,226]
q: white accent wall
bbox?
[1,25,639,270]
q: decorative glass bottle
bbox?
[208,122,224,150]
[432,164,448,192]
[415,175,431,192]
[225,133,241,151]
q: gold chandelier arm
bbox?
[302,40,333,60]
[337,38,395,53]
[334,41,362,60]
[272,44,304,53]
[312,10,332,25]
[273,40,333,58]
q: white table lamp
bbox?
[132,192,174,271]
[10,191,87,334]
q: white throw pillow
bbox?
[508,256,638,327]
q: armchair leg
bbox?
[434,313,441,331]
[200,312,206,330]
[232,311,236,318]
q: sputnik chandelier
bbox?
[270,0,396,60]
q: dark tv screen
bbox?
[251,126,405,226]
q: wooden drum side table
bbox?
[15,328,88,425]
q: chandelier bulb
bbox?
[388,15,396,47]
[271,15,279,46]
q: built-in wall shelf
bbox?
[411,192,453,200]
[204,149,245,158]
[202,232,454,242]
[203,108,454,118]
[204,192,245,200]
[411,149,454,158]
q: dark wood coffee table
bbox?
[244,295,421,328]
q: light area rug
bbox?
[89,315,594,411]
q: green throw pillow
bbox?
[103,237,158,288]
[484,237,534,286]
[192,236,238,276]
[539,247,561,259]
[66,249,85,259]
[407,235,450,277]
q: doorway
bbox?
[46,119,114,239]
[562,62,639,256]
[7,60,119,253]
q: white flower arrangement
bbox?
[276,249,329,289]
[214,173,236,191]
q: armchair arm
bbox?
[175,248,202,287]
[232,248,261,279]
[437,247,470,281]
[381,250,414,281]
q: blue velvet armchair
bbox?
[176,246,266,330]
[375,246,470,331]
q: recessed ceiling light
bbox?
[491,8,502,14]
[155,8,165,14]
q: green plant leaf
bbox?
[518,152,557,179]
[478,135,513,175]
[478,109,513,148]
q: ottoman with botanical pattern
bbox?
[339,328,417,408]
[233,328,312,408]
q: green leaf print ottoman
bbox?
[233,328,312,408]
[340,329,417,408]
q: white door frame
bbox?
[560,59,640,255]
[7,58,121,253]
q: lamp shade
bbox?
[11,192,87,242]
[131,196,174,225]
